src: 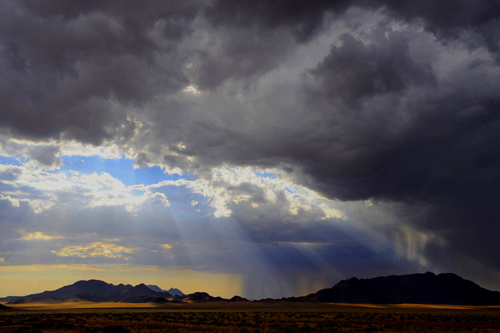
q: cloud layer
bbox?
[1,0,500,297]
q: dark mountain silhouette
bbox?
[0,280,173,304]
[0,303,9,309]
[296,272,500,305]
[0,280,130,303]
[229,295,248,302]
[107,283,170,301]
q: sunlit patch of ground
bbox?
[6,301,164,310]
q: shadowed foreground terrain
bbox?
[1,303,500,333]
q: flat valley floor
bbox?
[1,302,499,332]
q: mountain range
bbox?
[0,280,183,304]
[287,272,500,305]
[1,272,499,305]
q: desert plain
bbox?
[1,301,500,333]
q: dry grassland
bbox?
[1,302,499,333]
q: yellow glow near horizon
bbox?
[0,265,243,299]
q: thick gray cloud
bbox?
[207,0,354,42]
[193,27,295,90]
[368,0,500,55]
[0,0,198,143]
[308,32,435,105]
[209,0,500,54]
[1,0,500,294]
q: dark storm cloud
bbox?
[308,32,435,106]
[294,25,500,278]
[209,0,500,53]
[0,0,198,143]
[207,0,354,42]
[193,28,295,90]
[365,0,500,54]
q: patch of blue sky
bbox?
[284,187,297,194]
[253,170,277,179]
[131,189,144,196]
[0,156,23,166]
[58,155,194,186]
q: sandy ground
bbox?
[2,302,499,333]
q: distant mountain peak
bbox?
[76,279,106,283]
[167,288,184,296]
[147,285,184,296]
[345,277,359,282]
[134,283,149,289]
[147,285,166,293]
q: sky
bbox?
[0,0,499,300]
